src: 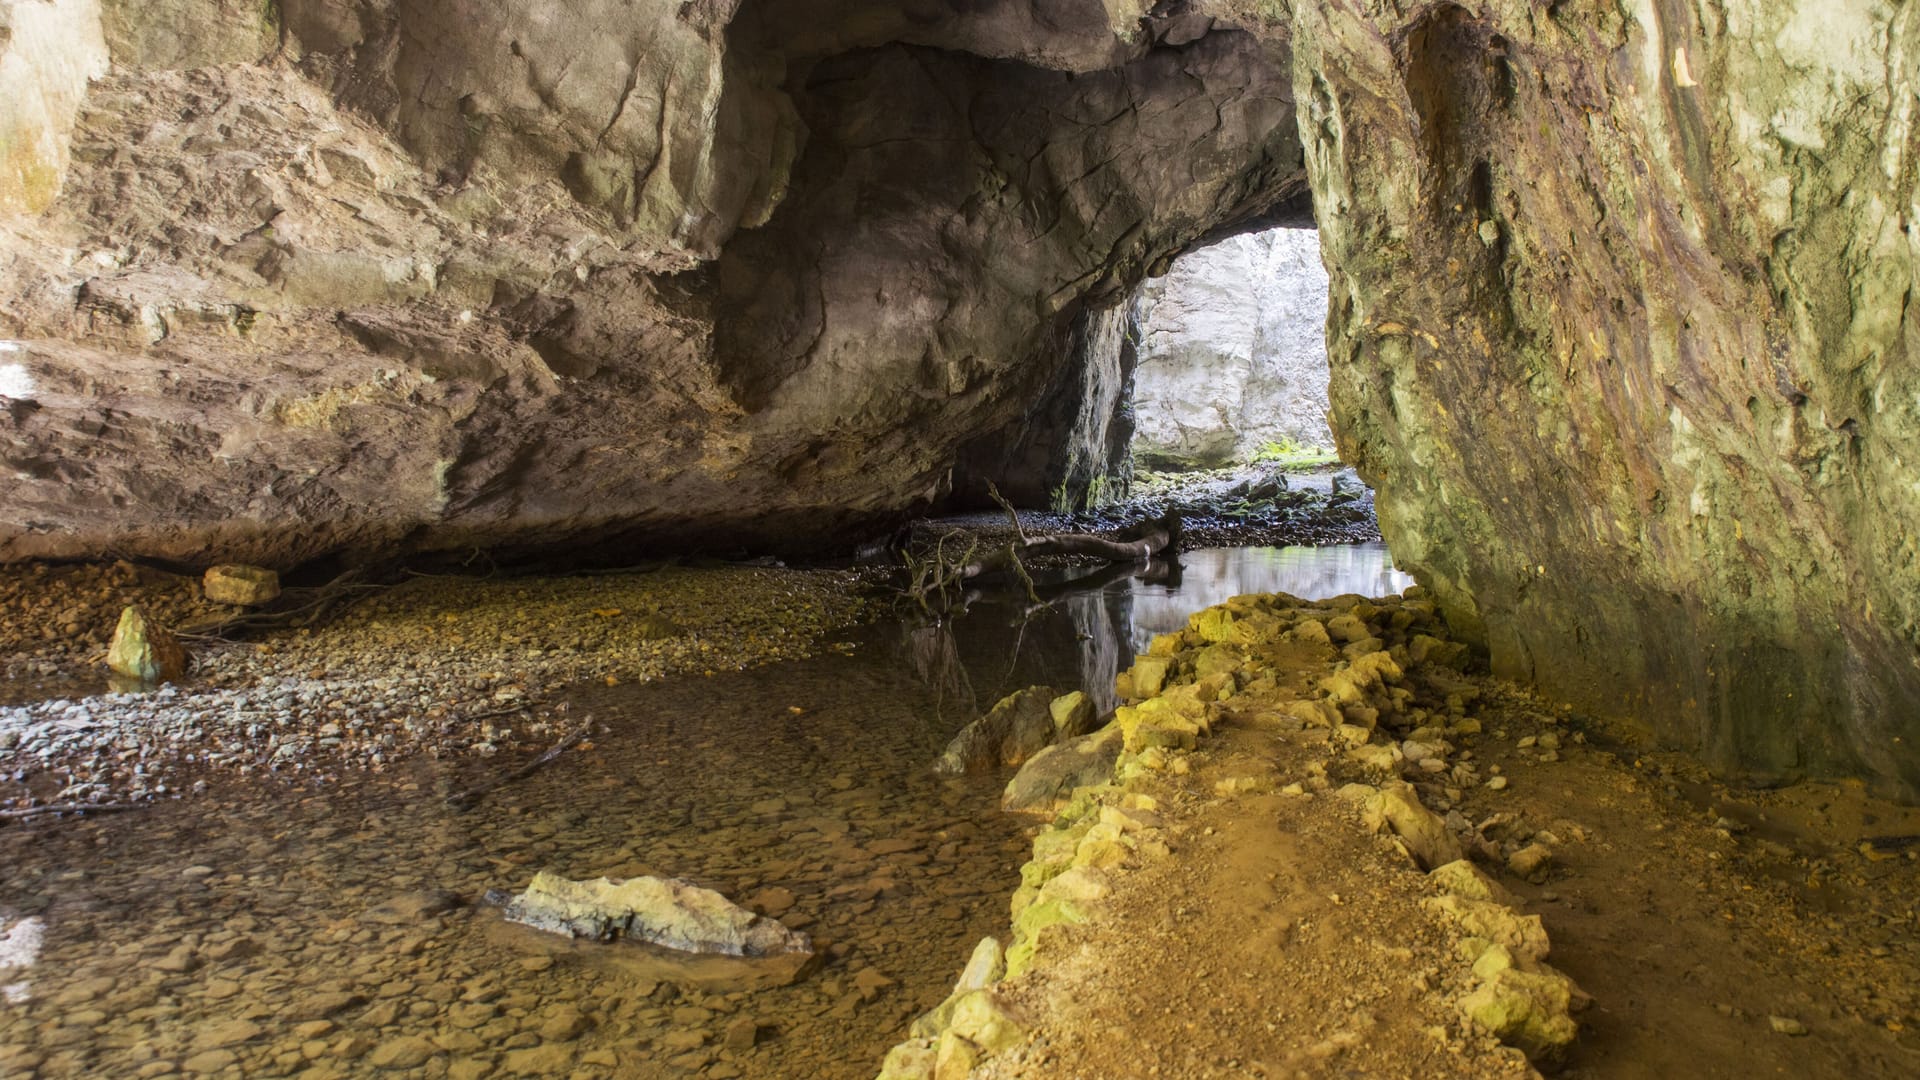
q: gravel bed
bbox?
[0,564,871,810]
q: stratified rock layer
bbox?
[0,0,1300,566]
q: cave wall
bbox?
[1292,0,1920,793]
[1,0,1917,794]
[0,0,1301,565]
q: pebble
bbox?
[367,1035,437,1069]
[1,565,866,808]
[1769,1015,1809,1036]
[1485,776,1509,791]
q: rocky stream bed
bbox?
[2,537,1918,1080]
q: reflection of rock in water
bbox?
[1061,586,1129,718]
[898,544,1408,728]
[1128,544,1412,654]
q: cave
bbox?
[2,1,1919,1076]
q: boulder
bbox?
[1001,725,1122,814]
[909,936,1007,1040]
[502,872,810,958]
[105,605,187,684]
[1048,691,1099,739]
[1362,782,1463,870]
[1458,966,1580,1062]
[202,564,281,606]
[933,686,1059,775]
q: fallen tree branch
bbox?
[176,566,390,642]
[445,719,595,810]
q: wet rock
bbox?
[744,886,795,918]
[362,889,462,925]
[367,1036,437,1070]
[722,1016,761,1052]
[500,1044,574,1073]
[193,1019,263,1050]
[537,1005,592,1040]
[1001,725,1122,814]
[502,871,811,957]
[106,605,187,683]
[933,686,1060,775]
[203,565,281,606]
[180,1049,238,1074]
[910,936,1008,1040]
[877,1039,937,1080]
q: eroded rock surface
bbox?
[1,1,1917,795]
[0,0,1300,566]
[1293,2,1920,793]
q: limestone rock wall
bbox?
[1291,1,1920,793]
[0,0,1302,566]
[1132,226,1334,468]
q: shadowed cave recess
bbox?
[1,0,1917,808]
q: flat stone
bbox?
[181,1049,238,1074]
[366,1036,437,1070]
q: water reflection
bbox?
[909,541,1414,720]
[1126,543,1414,654]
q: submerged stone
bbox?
[502,872,810,958]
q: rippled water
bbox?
[0,543,1412,1079]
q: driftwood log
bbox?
[958,511,1181,581]
[902,485,1181,610]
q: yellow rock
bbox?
[203,564,281,606]
[106,606,187,684]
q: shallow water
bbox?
[0,543,1412,1079]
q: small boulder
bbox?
[1125,655,1172,697]
[1047,691,1099,739]
[1459,967,1580,1061]
[202,564,281,606]
[933,686,1059,775]
[1508,842,1555,883]
[1001,725,1122,814]
[1363,782,1464,870]
[106,606,187,684]
[910,937,1007,1039]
